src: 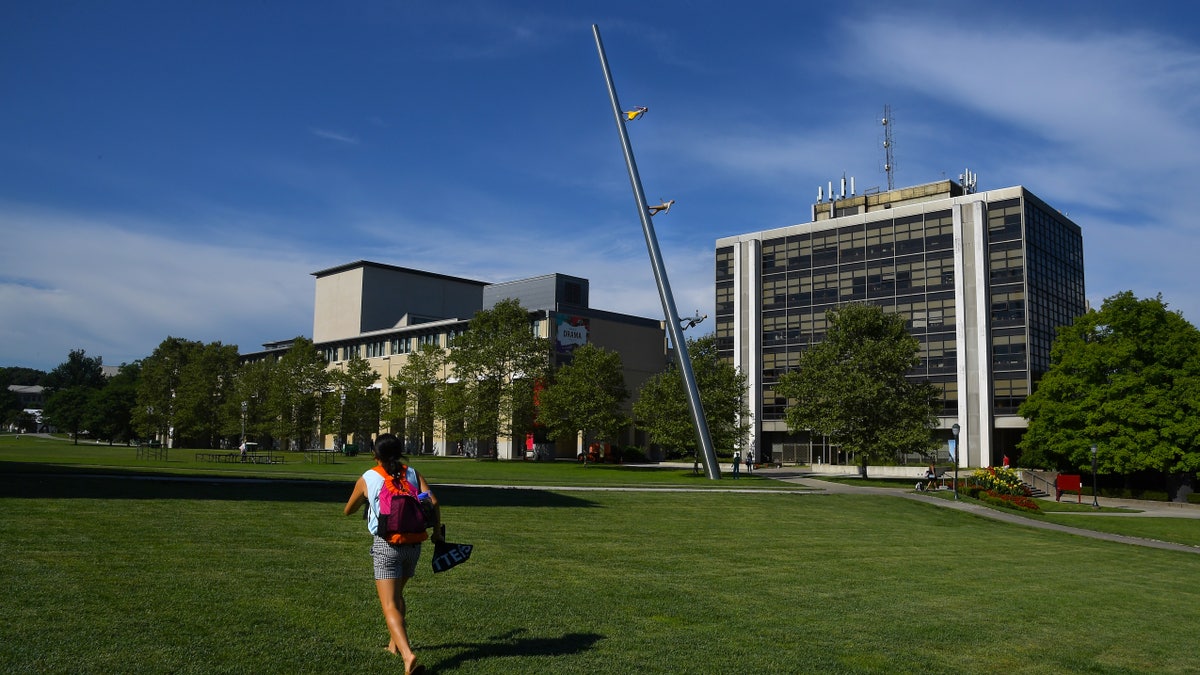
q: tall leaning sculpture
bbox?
[593,24,720,479]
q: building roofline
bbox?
[311,260,489,286]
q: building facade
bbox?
[243,261,668,458]
[715,180,1086,469]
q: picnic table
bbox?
[304,449,339,464]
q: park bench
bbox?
[1056,474,1082,503]
[195,452,239,463]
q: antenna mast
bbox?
[881,105,895,191]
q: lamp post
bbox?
[951,423,961,500]
[1090,444,1100,509]
[340,392,347,451]
[240,400,247,445]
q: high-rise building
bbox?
[715,179,1086,469]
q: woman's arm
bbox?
[417,472,444,541]
[343,477,367,516]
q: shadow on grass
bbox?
[0,462,599,508]
[426,628,605,671]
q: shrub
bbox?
[967,466,1030,497]
[979,490,1040,513]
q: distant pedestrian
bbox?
[745,450,754,474]
[732,451,741,478]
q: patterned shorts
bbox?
[371,536,422,580]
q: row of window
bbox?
[321,323,540,364]
[762,253,956,308]
[324,332,452,363]
[761,210,956,272]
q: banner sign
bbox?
[555,314,589,353]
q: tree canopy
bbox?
[1018,291,1200,489]
[536,343,628,452]
[776,303,939,477]
[42,349,106,443]
[447,299,549,456]
[386,343,446,454]
[634,335,750,465]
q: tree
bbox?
[136,337,199,447]
[269,337,329,451]
[85,362,140,445]
[387,343,446,454]
[448,299,549,458]
[327,353,381,452]
[1018,291,1200,501]
[42,349,106,444]
[228,359,274,445]
[43,349,106,391]
[634,335,751,470]
[536,344,628,460]
[174,342,240,448]
[776,303,940,478]
[0,387,21,429]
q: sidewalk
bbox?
[752,465,1200,553]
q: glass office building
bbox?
[715,180,1085,469]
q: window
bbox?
[716,247,734,281]
[895,215,924,255]
[924,211,953,251]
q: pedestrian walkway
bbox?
[753,466,1200,554]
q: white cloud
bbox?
[837,16,1200,326]
[0,203,316,370]
[309,128,361,145]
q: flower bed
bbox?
[964,467,1040,512]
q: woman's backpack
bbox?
[372,465,428,544]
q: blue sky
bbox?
[3,1,1200,372]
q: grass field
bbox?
[2,435,1199,673]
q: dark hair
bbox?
[373,433,407,479]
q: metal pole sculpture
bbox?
[592,24,720,479]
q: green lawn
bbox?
[2,436,1199,673]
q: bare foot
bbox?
[404,654,424,674]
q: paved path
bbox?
[755,468,1200,554]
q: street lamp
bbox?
[1091,444,1100,509]
[951,423,961,500]
[340,392,347,451]
[240,400,247,445]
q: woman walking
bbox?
[344,433,442,675]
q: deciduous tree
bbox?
[43,349,106,444]
[634,335,750,469]
[1019,291,1200,501]
[448,299,549,458]
[386,343,446,454]
[536,344,628,458]
[776,303,939,478]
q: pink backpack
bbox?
[372,466,428,544]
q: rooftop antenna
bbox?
[958,168,978,194]
[881,105,895,191]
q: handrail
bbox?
[1020,470,1057,495]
